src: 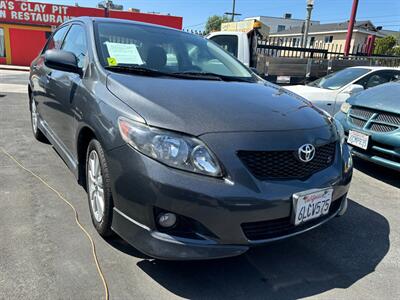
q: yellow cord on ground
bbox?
[1,147,109,300]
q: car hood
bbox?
[285,85,337,100]
[348,81,400,114]
[106,73,333,136]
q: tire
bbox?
[30,97,47,143]
[86,139,114,237]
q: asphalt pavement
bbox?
[0,69,399,299]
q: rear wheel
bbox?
[30,98,47,142]
[86,139,114,237]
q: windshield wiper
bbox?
[307,81,321,88]
[105,66,252,82]
[104,65,173,77]
[105,66,222,81]
[172,71,253,82]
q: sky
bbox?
[37,0,400,31]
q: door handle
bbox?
[327,103,332,106]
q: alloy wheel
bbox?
[88,150,105,222]
[31,100,38,134]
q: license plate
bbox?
[347,130,369,150]
[293,188,333,226]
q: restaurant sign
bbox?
[0,0,183,29]
[0,0,109,26]
[0,0,74,25]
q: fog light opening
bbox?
[157,212,177,228]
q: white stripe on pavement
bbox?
[0,84,28,94]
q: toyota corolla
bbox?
[29,17,353,260]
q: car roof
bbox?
[349,66,400,71]
[64,16,181,32]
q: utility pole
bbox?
[105,0,111,17]
[301,0,314,49]
[225,0,241,22]
[344,0,359,56]
[231,0,236,21]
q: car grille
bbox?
[241,197,343,241]
[237,142,336,180]
[370,123,397,132]
[349,117,367,128]
[350,107,375,119]
[375,112,400,125]
[349,106,400,133]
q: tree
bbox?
[392,46,400,56]
[205,15,230,34]
[374,35,397,55]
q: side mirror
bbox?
[44,49,82,75]
[344,84,364,95]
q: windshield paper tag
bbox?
[105,42,143,65]
[107,57,118,66]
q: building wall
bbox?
[0,24,51,65]
[270,31,370,54]
[9,26,50,66]
[0,0,183,66]
[309,32,370,53]
[246,16,320,34]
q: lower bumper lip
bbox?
[111,196,348,260]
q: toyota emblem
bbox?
[298,144,316,162]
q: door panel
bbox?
[44,24,88,155]
[37,25,69,129]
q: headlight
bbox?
[334,119,345,145]
[118,117,223,177]
[340,102,351,114]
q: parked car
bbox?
[29,17,353,260]
[285,67,400,115]
[335,80,400,171]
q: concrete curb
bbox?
[0,65,30,72]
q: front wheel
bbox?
[30,97,47,142]
[86,139,114,237]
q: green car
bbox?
[335,79,400,171]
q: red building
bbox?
[0,0,183,66]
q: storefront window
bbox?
[0,28,5,57]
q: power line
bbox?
[184,22,207,28]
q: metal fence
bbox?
[257,37,380,59]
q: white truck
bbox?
[206,20,269,72]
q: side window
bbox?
[61,25,88,68]
[209,35,238,57]
[43,26,69,52]
[160,44,178,68]
[356,71,400,89]
[309,36,315,47]
[387,70,400,82]
[324,35,333,43]
[277,25,286,32]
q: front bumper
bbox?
[106,141,352,260]
[335,111,400,171]
[111,195,348,260]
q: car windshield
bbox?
[307,68,370,90]
[94,21,255,82]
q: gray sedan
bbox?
[29,17,353,260]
